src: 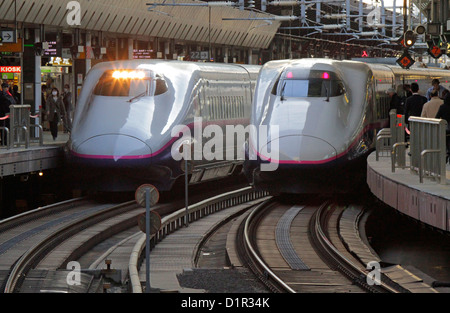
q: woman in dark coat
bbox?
[46,88,67,140]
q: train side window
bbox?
[227,96,230,119]
[154,77,168,95]
[271,75,281,95]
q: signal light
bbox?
[415,25,426,35]
[403,30,416,47]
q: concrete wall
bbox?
[367,165,450,232]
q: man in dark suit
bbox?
[404,82,427,126]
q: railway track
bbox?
[1,198,141,293]
[1,187,437,293]
[238,198,407,293]
[0,179,256,293]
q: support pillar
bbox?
[34,28,42,120]
[128,38,134,60]
[86,32,92,73]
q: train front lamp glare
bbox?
[112,70,146,79]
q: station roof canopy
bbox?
[0,0,281,49]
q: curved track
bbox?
[0,177,253,293]
[1,199,140,293]
[239,198,405,293]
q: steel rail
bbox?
[313,202,400,293]
[129,186,269,293]
[242,200,296,293]
[0,197,87,233]
[4,200,137,293]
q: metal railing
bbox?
[391,113,407,171]
[376,110,404,161]
[0,105,43,150]
[375,112,448,184]
[409,116,447,185]
[0,125,10,150]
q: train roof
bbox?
[89,59,261,75]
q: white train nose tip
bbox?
[74,135,153,160]
[261,135,337,163]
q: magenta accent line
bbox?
[252,121,388,165]
[71,118,251,160]
[71,150,153,160]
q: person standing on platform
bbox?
[41,85,49,131]
[46,88,67,141]
[404,82,427,126]
[387,88,403,114]
[62,84,73,133]
[12,85,21,104]
[0,82,16,145]
[421,90,443,118]
[426,79,447,101]
[435,94,450,164]
[403,84,412,98]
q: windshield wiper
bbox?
[324,84,330,102]
[128,91,146,103]
[280,81,287,101]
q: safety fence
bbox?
[376,110,405,161]
[375,111,448,185]
[409,116,447,184]
[0,105,43,150]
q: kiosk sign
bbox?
[0,66,21,73]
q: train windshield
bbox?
[93,70,168,97]
[273,70,346,98]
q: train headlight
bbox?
[112,70,146,79]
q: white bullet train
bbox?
[243,58,450,194]
[65,60,260,191]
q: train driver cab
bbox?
[93,69,168,101]
[272,69,346,101]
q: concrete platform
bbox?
[0,131,69,177]
[367,151,450,232]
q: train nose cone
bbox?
[261,135,337,164]
[74,135,152,161]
